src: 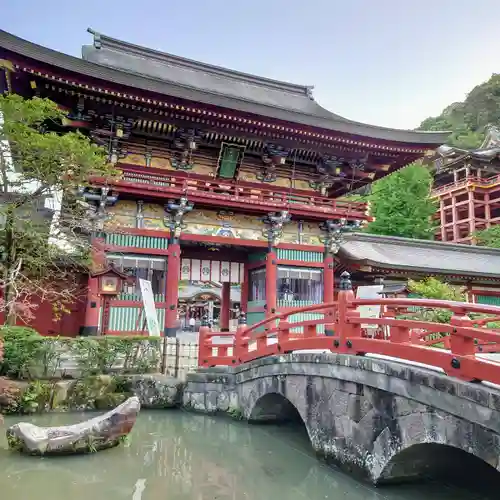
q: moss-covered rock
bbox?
[0,373,184,414]
[66,375,117,410]
[51,380,75,410]
[95,392,128,410]
[127,374,184,408]
[19,380,53,414]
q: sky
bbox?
[2,0,500,130]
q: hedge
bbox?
[0,326,162,380]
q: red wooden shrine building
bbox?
[5,28,494,337]
[431,126,500,246]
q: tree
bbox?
[365,162,437,239]
[408,277,465,302]
[418,73,500,149]
[474,226,500,248]
[0,94,114,325]
[407,277,466,325]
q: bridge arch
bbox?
[377,442,500,488]
[370,410,500,485]
[248,392,306,424]
[231,353,500,485]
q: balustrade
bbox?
[90,171,368,218]
[198,272,500,384]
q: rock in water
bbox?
[6,396,140,456]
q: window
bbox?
[249,268,266,301]
[277,266,323,303]
[107,254,166,295]
[217,143,245,179]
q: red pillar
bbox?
[81,237,105,336]
[220,282,231,332]
[81,276,101,336]
[323,253,335,337]
[324,253,335,304]
[240,263,249,312]
[164,242,181,337]
[265,251,277,317]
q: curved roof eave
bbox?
[0,29,449,145]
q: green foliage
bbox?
[0,334,162,380]
[19,380,52,414]
[474,225,500,248]
[407,277,466,325]
[408,277,466,301]
[0,325,40,340]
[365,163,437,239]
[0,94,115,324]
[418,73,500,148]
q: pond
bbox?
[0,410,496,499]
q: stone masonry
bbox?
[182,353,500,485]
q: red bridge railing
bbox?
[198,272,500,385]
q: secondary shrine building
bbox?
[431,126,500,245]
[1,29,454,336]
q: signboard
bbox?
[139,279,161,337]
[356,285,384,334]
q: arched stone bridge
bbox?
[183,353,500,485]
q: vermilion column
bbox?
[220,282,231,331]
[164,242,181,337]
[81,276,101,336]
[324,253,335,304]
[265,251,277,317]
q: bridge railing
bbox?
[197,272,500,384]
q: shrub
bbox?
[0,326,40,340]
[1,332,162,380]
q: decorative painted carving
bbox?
[319,218,362,255]
[77,187,119,231]
[67,97,94,122]
[262,210,292,247]
[164,197,194,238]
[216,210,235,221]
[171,128,204,171]
[144,149,152,168]
[310,155,347,194]
[136,200,144,229]
[257,144,290,182]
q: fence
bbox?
[198,272,500,385]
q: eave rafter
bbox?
[14,65,432,156]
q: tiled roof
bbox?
[340,233,500,279]
[0,29,449,145]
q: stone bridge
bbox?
[183,353,500,485]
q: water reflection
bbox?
[0,410,496,499]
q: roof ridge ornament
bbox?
[87,28,102,49]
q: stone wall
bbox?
[0,374,184,414]
[182,353,500,485]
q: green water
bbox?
[0,411,495,499]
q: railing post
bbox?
[234,312,247,364]
[450,312,476,357]
[337,271,361,351]
[278,319,290,350]
[323,252,335,337]
[198,316,212,367]
[198,323,211,367]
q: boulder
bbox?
[6,396,140,455]
[127,374,183,408]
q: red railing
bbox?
[432,173,500,196]
[198,276,500,384]
[90,170,369,219]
